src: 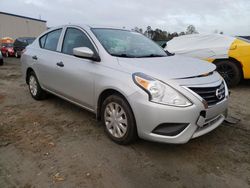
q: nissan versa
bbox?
[21,24,229,144]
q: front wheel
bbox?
[28,71,47,100]
[101,95,137,145]
[215,60,242,87]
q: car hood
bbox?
[117,55,216,80]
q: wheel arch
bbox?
[26,67,34,84]
[96,88,134,121]
[212,57,243,79]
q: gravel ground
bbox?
[0,58,249,188]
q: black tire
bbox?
[215,60,242,87]
[28,71,47,100]
[0,59,3,66]
[15,51,20,58]
[101,94,137,145]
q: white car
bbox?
[165,34,250,87]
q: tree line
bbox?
[132,25,200,41]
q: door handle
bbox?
[56,61,64,67]
[32,55,38,60]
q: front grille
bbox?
[189,82,225,106]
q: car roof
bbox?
[16,37,36,40]
[172,33,235,42]
[18,37,36,39]
[48,24,129,31]
[166,33,236,53]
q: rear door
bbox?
[51,27,98,110]
[34,28,63,91]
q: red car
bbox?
[1,43,14,57]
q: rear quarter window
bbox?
[39,35,47,48]
[39,29,62,51]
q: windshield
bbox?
[92,28,167,58]
[2,43,13,47]
[236,37,250,43]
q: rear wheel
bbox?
[0,59,3,66]
[101,95,137,145]
[215,60,242,87]
[5,52,9,57]
[28,71,47,100]
[15,51,19,58]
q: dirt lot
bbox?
[0,58,249,188]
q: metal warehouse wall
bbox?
[0,12,47,40]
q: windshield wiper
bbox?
[110,53,135,58]
[111,53,167,58]
[165,50,175,56]
[137,54,166,58]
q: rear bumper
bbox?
[15,49,23,56]
[16,51,21,56]
[2,51,14,56]
[9,51,15,56]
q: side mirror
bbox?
[73,47,100,61]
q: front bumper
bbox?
[128,89,228,144]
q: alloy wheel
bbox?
[217,64,235,84]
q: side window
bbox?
[62,28,95,55]
[43,29,62,51]
[39,35,47,48]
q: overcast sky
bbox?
[1,0,250,35]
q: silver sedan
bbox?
[21,24,228,144]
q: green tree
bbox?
[186,25,198,34]
[179,31,185,36]
[132,27,143,34]
[144,26,153,39]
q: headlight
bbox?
[133,72,192,107]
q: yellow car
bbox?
[165,34,250,87]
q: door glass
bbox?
[39,35,47,48]
[62,28,95,55]
[44,29,62,51]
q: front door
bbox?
[52,27,98,110]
